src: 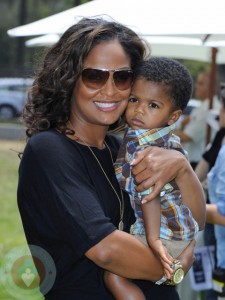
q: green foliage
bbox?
[0,140,43,300]
[0,29,18,68]
[0,140,44,299]
[179,59,210,83]
[0,0,218,80]
[0,141,24,257]
[0,0,90,77]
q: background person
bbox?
[17,17,204,300]
[176,75,220,300]
[104,57,202,300]
[207,131,225,300]
[195,83,225,181]
[196,83,225,300]
[175,71,219,169]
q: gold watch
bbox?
[164,259,184,286]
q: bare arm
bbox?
[175,160,206,230]
[85,229,162,281]
[206,204,225,226]
[85,229,195,281]
[131,147,206,230]
[174,115,191,142]
[174,129,192,143]
[142,197,173,278]
[195,158,209,182]
[142,197,161,245]
[180,115,190,129]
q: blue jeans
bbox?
[204,223,217,300]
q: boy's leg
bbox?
[104,271,146,300]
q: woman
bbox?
[206,140,225,300]
[195,82,225,182]
[195,83,225,300]
[196,84,225,228]
[206,85,225,268]
[17,17,205,300]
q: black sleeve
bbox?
[202,128,225,169]
[18,131,116,259]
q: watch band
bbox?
[164,259,184,286]
[155,275,167,285]
[155,259,184,286]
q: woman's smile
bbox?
[94,100,122,112]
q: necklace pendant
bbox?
[118,220,124,231]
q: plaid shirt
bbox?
[114,124,199,240]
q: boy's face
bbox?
[125,79,181,129]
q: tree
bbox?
[0,0,90,77]
[16,0,27,71]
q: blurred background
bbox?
[1,0,225,121]
[0,0,87,78]
[0,1,225,299]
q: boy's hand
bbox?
[149,239,174,279]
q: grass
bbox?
[0,140,43,300]
[0,118,22,124]
[0,139,206,300]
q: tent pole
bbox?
[206,47,218,145]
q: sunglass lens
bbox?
[82,69,109,89]
[114,70,133,90]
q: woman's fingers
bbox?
[141,183,162,203]
[132,146,187,202]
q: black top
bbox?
[17,130,179,300]
[202,127,225,205]
[203,127,225,170]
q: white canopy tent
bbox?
[25,34,225,65]
[25,34,60,47]
[7,0,225,42]
[8,0,225,64]
[147,37,225,64]
[7,0,225,142]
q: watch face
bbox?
[174,268,184,284]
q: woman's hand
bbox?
[131,146,188,203]
[132,146,206,229]
[177,240,196,274]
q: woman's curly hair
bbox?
[24,17,146,137]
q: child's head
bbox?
[125,57,193,129]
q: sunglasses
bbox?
[81,68,134,91]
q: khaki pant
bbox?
[134,234,191,258]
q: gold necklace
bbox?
[67,122,124,230]
[86,141,124,231]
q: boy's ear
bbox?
[168,109,182,125]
